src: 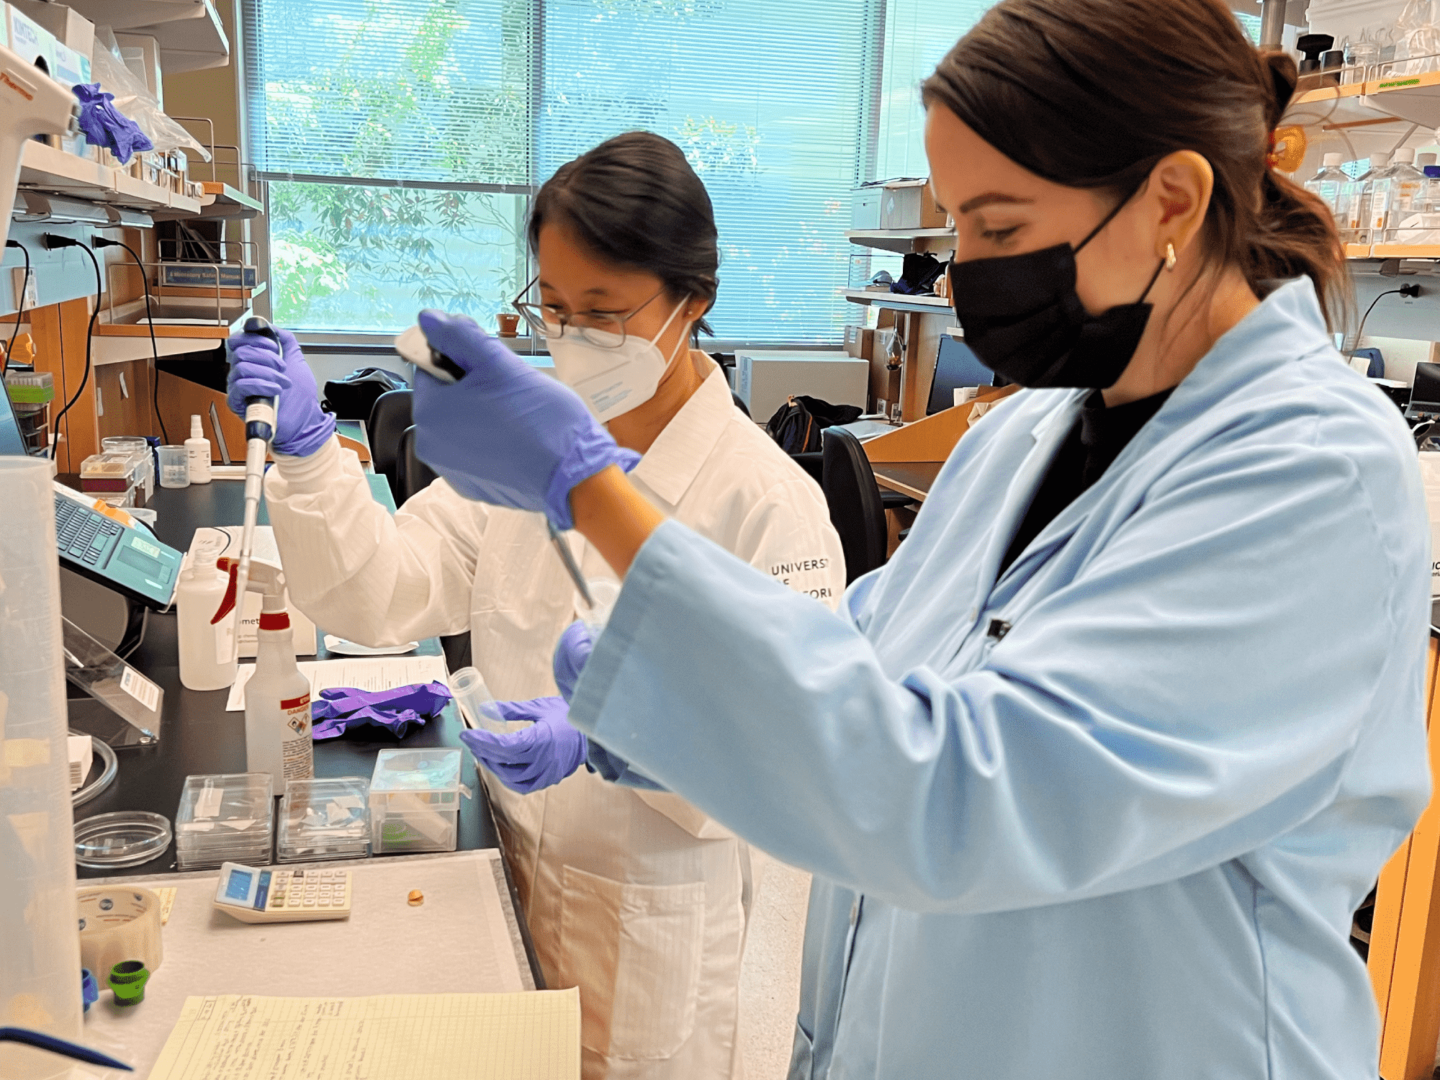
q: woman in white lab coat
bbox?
[225,132,845,1079]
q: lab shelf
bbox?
[845,228,955,254]
[93,295,256,365]
[19,141,202,215]
[841,289,954,315]
[1291,69,1440,140]
[61,0,229,72]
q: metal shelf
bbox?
[841,289,953,315]
[846,228,954,254]
[61,0,229,72]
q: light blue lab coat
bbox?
[567,279,1433,1079]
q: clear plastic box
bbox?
[175,772,274,869]
[279,776,370,862]
[369,748,463,854]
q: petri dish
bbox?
[71,734,118,808]
[74,811,173,869]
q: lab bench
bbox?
[64,472,544,986]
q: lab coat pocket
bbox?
[788,1020,815,1079]
[559,865,707,1062]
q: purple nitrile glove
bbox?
[410,310,639,530]
[226,325,336,457]
[459,697,588,794]
[73,84,153,165]
[310,681,451,740]
[553,620,595,704]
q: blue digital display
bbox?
[225,869,253,901]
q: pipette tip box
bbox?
[369,749,462,855]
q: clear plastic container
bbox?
[1304,153,1347,215]
[157,445,190,488]
[278,776,370,862]
[5,368,53,456]
[1385,147,1428,240]
[1346,151,1389,244]
[369,748,463,855]
[447,666,519,733]
[102,436,154,502]
[74,811,172,869]
[175,772,274,869]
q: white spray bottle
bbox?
[177,537,236,690]
[212,558,313,790]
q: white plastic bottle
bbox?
[1351,151,1390,244]
[244,576,313,790]
[1386,147,1427,241]
[1304,152,1347,214]
[176,543,237,691]
[185,414,212,484]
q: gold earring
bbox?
[1164,243,1177,272]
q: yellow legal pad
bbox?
[147,990,581,1079]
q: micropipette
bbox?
[394,322,597,610]
[232,315,280,659]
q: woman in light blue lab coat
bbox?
[405,0,1433,1075]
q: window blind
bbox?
[244,0,994,340]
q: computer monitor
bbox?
[0,380,29,456]
[1414,362,1440,411]
[927,334,993,416]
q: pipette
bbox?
[394,323,596,610]
[232,315,280,658]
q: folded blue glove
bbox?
[459,697,588,794]
[73,84,153,165]
[553,620,595,703]
[310,681,451,740]
[226,326,336,457]
[411,311,640,529]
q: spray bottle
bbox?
[211,558,313,789]
[176,537,236,691]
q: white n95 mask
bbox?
[548,298,689,422]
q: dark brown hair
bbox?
[529,131,718,336]
[921,0,1347,328]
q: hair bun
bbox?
[1262,51,1299,126]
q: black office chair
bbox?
[821,426,889,584]
[731,392,751,418]
[368,389,414,503]
[396,424,439,505]
[792,451,823,485]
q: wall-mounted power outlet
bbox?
[12,268,36,312]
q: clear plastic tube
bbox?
[0,457,83,1079]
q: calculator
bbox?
[213,862,353,923]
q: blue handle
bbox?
[0,1027,133,1071]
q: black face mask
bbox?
[948,197,1165,390]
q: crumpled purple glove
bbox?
[225,325,336,457]
[553,621,595,704]
[411,310,639,530]
[458,697,588,794]
[73,84,153,165]
[311,681,451,741]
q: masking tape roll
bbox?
[77,886,164,977]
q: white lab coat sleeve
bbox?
[568,429,1429,915]
[262,435,488,646]
[626,475,847,835]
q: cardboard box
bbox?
[11,0,90,61]
[51,40,90,87]
[7,6,54,76]
[880,179,948,230]
[734,351,869,421]
[852,184,884,230]
[843,325,874,360]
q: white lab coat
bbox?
[262,360,846,1079]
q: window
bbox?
[244,0,993,340]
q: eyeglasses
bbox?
[511,275,666,349]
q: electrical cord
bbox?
[1352,283,1421,357]
[93,235,168,443]
[44,234,102,460]
[2,238,30,375]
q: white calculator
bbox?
[213,862,353,923]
